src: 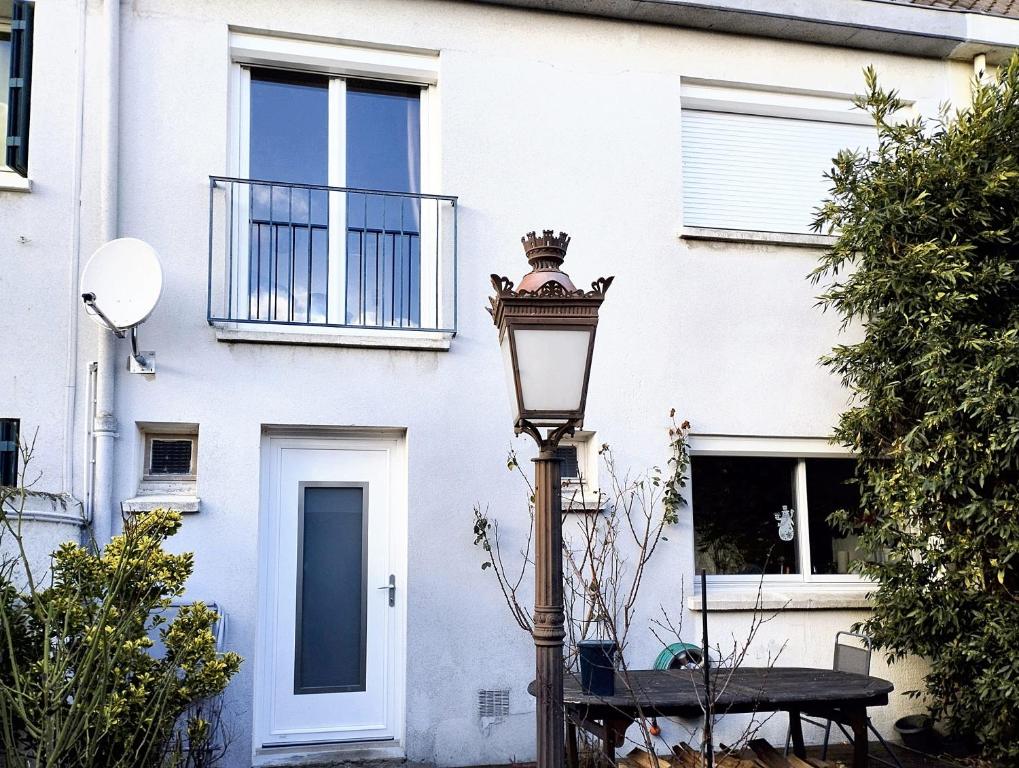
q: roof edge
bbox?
[468,0,1019,63]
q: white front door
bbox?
[256,437,401,747]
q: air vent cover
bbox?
[477,688,510,718]
[150,438,193,475]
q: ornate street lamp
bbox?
[489,230,612,768]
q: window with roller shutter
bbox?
[681,83,875,236]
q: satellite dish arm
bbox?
[81,293,126,339]
[129,327,149,368]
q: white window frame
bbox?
[678,79,881,244]
[123,423,201,514]
[561,430,600,512]
[688,434,873,595]
[224,32,442,337]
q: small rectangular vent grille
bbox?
[477,688,510,718]
[555,445,580,479]
[150,439,193,475]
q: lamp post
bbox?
[489,230,613,768]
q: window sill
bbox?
[564,498,604,513]
[0,170,32,192]
[688,587,872,611]
[680,226,836,249]
[215,326,452,351]
[122,494,201,514]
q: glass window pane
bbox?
[692,456,799,575]
[296,485,366,694]
[346,81,420,192]
[805,458,877,574]
[250,69,328,184]
[1,32,10,152]
[248,70,329,323]
[346,83,421,328]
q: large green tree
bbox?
[814,57,1019,764]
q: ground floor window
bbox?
[690,439,880,583]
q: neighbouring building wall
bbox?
[0,0,90,557]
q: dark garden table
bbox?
[529,667,893,768]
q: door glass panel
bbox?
[248,70,330,323]
[346,82,421,328]
[296,485,366,694]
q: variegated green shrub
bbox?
[0,502,241,768]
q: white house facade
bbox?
[2,0,1018,766]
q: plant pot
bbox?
[940,732,976,758]
[894,714,938,753]
[578,639,617,696]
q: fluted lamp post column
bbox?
[488,231,613,768]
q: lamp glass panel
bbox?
[500,332,521,423]
[513,328,591,414]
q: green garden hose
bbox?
[654,642,704,670]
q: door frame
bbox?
[253,428,407,753]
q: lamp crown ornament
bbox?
[522,229,571,262]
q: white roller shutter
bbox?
[682,110,873,234]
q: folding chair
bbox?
[786,631,903,768]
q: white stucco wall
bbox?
[1,1,983,765]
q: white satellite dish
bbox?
[81,238,163,329]
[80,238,163,374]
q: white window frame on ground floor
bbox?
[687,434,874,609]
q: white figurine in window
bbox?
[775,505,795,542]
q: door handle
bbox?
[377,574,395,607]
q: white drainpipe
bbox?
[92,0,120,547]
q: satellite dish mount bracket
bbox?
[81,292,156,374]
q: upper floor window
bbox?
[246,70,422,328]
[2,0,33,179]
[207,33,455,341]
[690,436,881,587]
[681,81,874,235]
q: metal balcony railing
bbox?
[208,176,458,334]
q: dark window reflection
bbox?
[346,82,421,328]
[692,456,799,575]
[248,70,329,323]
[805,458,874,574]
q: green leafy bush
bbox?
[814,56,1019,765]
[0,499,241,768]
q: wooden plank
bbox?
[671,743,702,768]
[806,759,834,768]
[717,743,760,768]
[748,739,814,768]
[625,747,674,768]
